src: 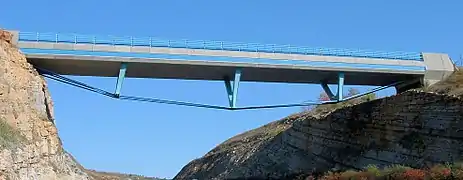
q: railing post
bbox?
[93,36,96,51]
[36,32,39,42]
[55,34,58,43]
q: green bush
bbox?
[365,164,381,177]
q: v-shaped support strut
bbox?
[320,72,344,101]
[224,68,242,108]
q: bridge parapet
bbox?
[15,31,424,61]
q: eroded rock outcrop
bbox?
[174,71,463,179]
[0,30,91,179]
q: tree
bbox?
[303,87,378,113]
[347,88,360,97]
[318,91,331,101]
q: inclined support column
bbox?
[114,62,127,98]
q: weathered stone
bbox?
[174,89,463,179]
[0,30,91,180]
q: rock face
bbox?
[174,73,463,179]
[0,30,91,179]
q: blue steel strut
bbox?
[35,66,405,111]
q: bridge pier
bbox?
[114,62,127,98]
[320,72,345,101]
[337,73,344,101]
[224,68,242,108]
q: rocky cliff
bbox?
[0,30,91,180]
[0,30,163,180]
[174,69,463,179]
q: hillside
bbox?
[0,30,166,179]
[85,169,169,180]
[174,68,463,179]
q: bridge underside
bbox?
[30,56,422,109]
[26,56,423,86]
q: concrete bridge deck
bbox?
[10,31,451,87]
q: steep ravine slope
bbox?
[174,70,463,179]
[0,30,91,180]
[0,30,162,180]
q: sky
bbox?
[1,0,462,178]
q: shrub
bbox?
[338,170,359,179]
[311,163,463,180]
[401,169,427,180]
[429,164,451,179]
[364,164,381,177]
[452,169,463,180]
[382,164,412,176]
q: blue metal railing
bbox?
[18,31,424,61]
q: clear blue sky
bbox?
[1,0,462,178]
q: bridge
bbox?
[7,30,456,110]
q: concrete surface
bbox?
[8,30,456,87]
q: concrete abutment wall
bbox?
[422,53,456,86]
[395,53,456,93]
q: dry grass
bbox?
[305,92,378,118]
[424,67,463,96]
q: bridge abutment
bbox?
[422,53,455,87]
[394,53,456,93]
[5,30,19,45]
